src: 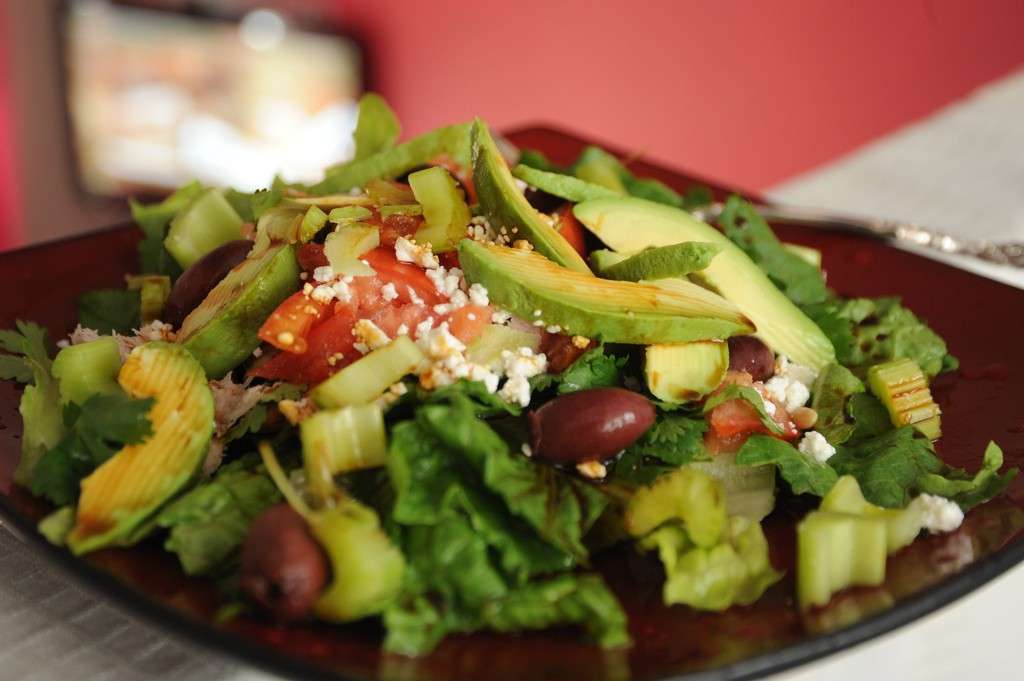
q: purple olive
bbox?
[239,504,329,621]
[528,388,656,463]
[163,239,252,327]
[727,336,775,382]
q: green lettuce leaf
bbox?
[718,195,828,306]
[352,93,400,160]
[156,455,281,575]
[702,384,783,435]
[735,435,837,496]
[613,413,708,485]
[639,517,781,610]
[77,289,141,335]
[31,393,154,506]
[810,364,865,446]
[1,321,65,487]
[917,442,1018,511]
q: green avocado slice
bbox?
[178,242,300,378]
[458,240,752,344]
[471,120,591,274]
[68,342,213,554]
[574,197,835,370]
[595,242,721,281]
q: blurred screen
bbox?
[65,0,364,195]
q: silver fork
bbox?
[691,202,1024,268]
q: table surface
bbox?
[2,67,1023,681]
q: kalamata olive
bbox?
[528,388,656,463]
[727,336,775,382]
[239,503,329,621]
[163,239,252,327]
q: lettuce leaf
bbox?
[718,195,828,306]
[1,321,65,487]
[352,93,400,160]
[639,517,781,610]
[735,435,837,496]
[156,455,281,575]
[810,364,865,446]
[917,442,1017,511]
[613,413,708,485]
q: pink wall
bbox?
[335,0,1024,190]
[0,37,22,249]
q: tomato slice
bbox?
[553,203,587,257]
[257,291,329,354]
[251,313,358,385]
[446,304,491,343]
[362,247,444,306]
[709,399,768,439]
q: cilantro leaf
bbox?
[531,345,627,395]
[702,384,783,435]
[77,289,141,334]
[30,393,154,506]
[829,427,947,508]
[0,355,32,383]
[735,435,837,496]
[718,195,828,306]
[613,414,708,485]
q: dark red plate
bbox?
[1,127,1022,681]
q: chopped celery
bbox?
[367,179,416,205]
[688,452,777,521]
[126,274,171,323]
[867,358,941,439]
[624,467,727,547]
[164,189,244,269]
[409,166,471,252]
[797,510,887,610]
[783,243,822,269]
[312,122,471,195]
[310,336,424,409]
[38,506,76,546]
[323,224,380,277]
[300,404,388,501]
[299,206,329,242]
[328,205,373,224]
[820,475,924,553]
[379,203,424,218]
[465,324,540,369]
[284,194,374,209]
[251,207,303,257]
[51,337,122,404]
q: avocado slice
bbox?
[471,120,591,274]
[511,164,619,203]
[178,242,300,378]
[458,240,752,344]
[645,340,729,403]
[68,342,214,554]
[595,242,720,281]
[574,197,835,370]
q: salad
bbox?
[0,93,1016,657]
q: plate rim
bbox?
[1,124,1022,681]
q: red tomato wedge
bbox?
[362,247,444,307]
[553,203,587,257]
[257,292,329,354]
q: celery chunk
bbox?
[867,358,941,439]
[409,166,472,252]
[51,337,122,405]
[301,404,388,501]
[164,189,244,269]
[310,335,423,409]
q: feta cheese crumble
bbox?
[468,283,490,307]
[380,282,399,301]
[764,374,811,412]
[797,430,835,464]
[312,266,335,283]
[911,494,964,534]
[394,236,439,269]
[498,375,532,407]
[352,319,390,351]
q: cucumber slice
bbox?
[301,404,388,501]
[51,337,122,405]
[310,336,424,409]
[688,452,777,521]
[178,243,300,378]
[68,342,214,554]
[409,166,471,252]
[165,189,245,269]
